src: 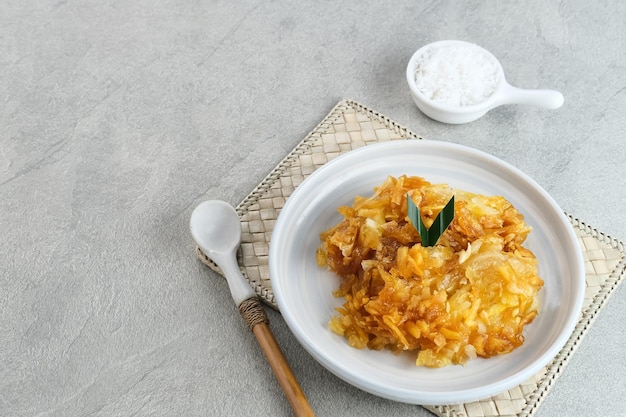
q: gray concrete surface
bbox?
[2,1,625,416]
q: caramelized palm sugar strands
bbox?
[316,175,543,368]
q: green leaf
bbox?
[407,194,455,247]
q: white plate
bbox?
[269,140,584,405]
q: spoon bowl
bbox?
[406,40,564,124]
[190,200,241,256]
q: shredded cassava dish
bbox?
[316,175,544,368]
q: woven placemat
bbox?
[197,99,626,417]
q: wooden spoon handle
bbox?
[239,298,315,417]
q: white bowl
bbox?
[406,40,564,124]
[269,140,584,405]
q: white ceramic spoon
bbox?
[406,40,565,124]
[190,200,314,417]
[190,200,256,306]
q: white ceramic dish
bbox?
[406,40,564,124]
[269,140,584,405]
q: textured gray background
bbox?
[2,1,625,416]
